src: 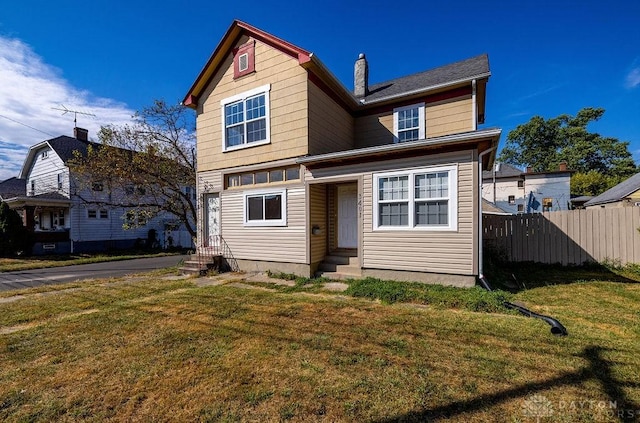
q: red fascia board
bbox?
[182,20,311,107]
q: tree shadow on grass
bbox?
[376,345,639,422]
[483,259,640,293]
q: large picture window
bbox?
[221,84,271,152]
[393,103,425,143]
[243,188,287,226]
[374,165,457,231]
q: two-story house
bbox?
[482,162,572,214]
[0,128,193,254]
[183,21,501,286]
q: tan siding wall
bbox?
[306,150,477,275]
[354,113,394,148]
[220,185,307,263]
[197,36,309,172]
[354,96,473,148]
[426,95,473,138]
[309,184,327,264]
[307,81,354,155]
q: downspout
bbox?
[477,146,496,281]
[477,151,568,336]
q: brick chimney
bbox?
[354,53,368,98]
[74,127,88,141]
[526,166,533,173]
[558,161,568,171]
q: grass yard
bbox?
[0,267,639,422]
[0,251,184,273]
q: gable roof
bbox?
[19,136,100,179]
[182,20,490,114]
[364,54,490,103]
[482,162,523,179]
[585,173,640,206]
[0,177,26,199]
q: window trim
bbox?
[243,188,287,227]
[393,102,425,143]
[220,84,271,152]
[373,165,458,231]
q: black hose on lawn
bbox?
[479,276,568,336]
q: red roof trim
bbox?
[182,20,311,108]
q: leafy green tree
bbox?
[0,202,32,256]
[69,100,197,238]
[499,108,637,185]
[570,170,626,197]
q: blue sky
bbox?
[1,0,639,179]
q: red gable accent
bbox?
[182,20,311,108]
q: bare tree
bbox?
[70,100,197,238]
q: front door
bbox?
[204,193,220,247]
[337,185,358,248]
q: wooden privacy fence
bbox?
[483,208,640,265]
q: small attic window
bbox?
[41,151,48,159]
[238,53,249,72]
[233,41,255,79]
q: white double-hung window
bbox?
[221,84,271,151]
[393,102,425,143]
[374,165,457,231]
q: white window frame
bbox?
[221,84,271,152]
[238,52,249,72]
[373,165,458,231]
[393,103,425,143]
[243,188,287,227]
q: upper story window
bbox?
[393,103,425,143]
[30,180,35,195]
[41,151,48,159]
[57,174,63,190]
[233,41,255,79]
[373,165,457,231]
[221,84,271,152]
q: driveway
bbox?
[0,255,189,292]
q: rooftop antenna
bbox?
[52,104,96,127]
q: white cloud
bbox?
[0,36,135,180]
[626,67,640,89]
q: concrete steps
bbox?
[179,253,223,276]
[315,250,361,280]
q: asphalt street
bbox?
[0,255,189,291]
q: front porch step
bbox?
[179,254,223,276]
[315,252,361,280]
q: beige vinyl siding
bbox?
[220,185,307,263]
[354,112,394,148]
[309,184,327,264]
[354,95,474,148]
[197,36,309,172]
[426,95,473,138]
[306,150,477,275]
[307,80,354,155]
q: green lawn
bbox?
[0,251,183,273]
[0,267,638,422]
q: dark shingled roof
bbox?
[482,162,523,180]
[364,54,490,103]
[585,173,640,206]
[46,136,100,163]
[0,177,26,198]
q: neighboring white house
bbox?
[482,162,572,214]
[0,128,194,254]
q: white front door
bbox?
[337,185,358,248]
[205,193,220,247]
